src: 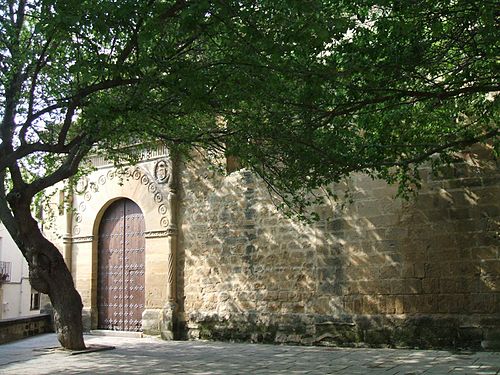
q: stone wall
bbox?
[178,146,499,350]
[0,314,53,344]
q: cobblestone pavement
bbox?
[0,333,499,374]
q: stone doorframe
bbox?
[64,155,179,339]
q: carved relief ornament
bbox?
[154,159,171,184]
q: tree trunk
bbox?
[2,193,86,350]
[29,239,86,350]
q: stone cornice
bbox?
[69,235,94,244]
[144,226,177,238]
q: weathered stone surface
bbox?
[81,308,92,332]
[160,302,177,340]
[142,309,162,336]
[0,314,53,344]
[179,147,499,350]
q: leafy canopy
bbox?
[0,0,498,221]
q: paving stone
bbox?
[0,334,499,374]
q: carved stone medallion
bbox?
[154,160,170,184]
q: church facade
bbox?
[45,144,500,349]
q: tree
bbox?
[0,0,498,349]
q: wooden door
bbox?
[97,198,145,331]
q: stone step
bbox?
[88,330,143,338]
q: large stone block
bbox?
[142,309,162,336]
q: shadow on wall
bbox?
[176,145,499,350]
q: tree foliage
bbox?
[1,0,499,214]
[0,0,498,348]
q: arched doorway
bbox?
[97,198,145,331]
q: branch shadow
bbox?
[175,145,499,350]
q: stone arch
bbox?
[74,166,169,237]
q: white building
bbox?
[0,222,41,320]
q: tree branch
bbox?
[369,127,500,169]
[365,84,500,101]
[159,0,189,21]
[116,0,190,66]
[57,103,78,146]
[23,77,139,129]
[24,137,94,199]
[0,136,85,171]
[21,34,55,144]
[0,171,19,244]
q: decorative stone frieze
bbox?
[73,165,170,232]
[75,177,88,194]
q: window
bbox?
[30,289,40,310]
[0,260,11,282]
